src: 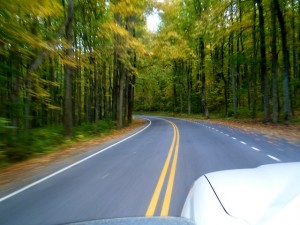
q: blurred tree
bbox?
[63,0,74,137]
[0,0,148,161]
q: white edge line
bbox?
[0,118,152,203]
[240,141,247,145]
[267,154,281,162]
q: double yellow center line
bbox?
[145,120,180,217]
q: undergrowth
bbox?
[0,120,115,167]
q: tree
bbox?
[63,0,74,136]
[256,0,269,122]
[194,0,208,118]
[273,0,291,123]
[271,0,278,123]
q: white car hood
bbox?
[182,162,300,225]
[206,162,300,225]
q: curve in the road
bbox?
[146,119,180,217]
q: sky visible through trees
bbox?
[147,10,161,32]
[0,0,299,162]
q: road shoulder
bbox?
[183,118,300,146]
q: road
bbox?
[0,116,300,225]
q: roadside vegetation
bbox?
[0,119,115,167]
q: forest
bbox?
[0,0,299,163]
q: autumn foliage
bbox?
[0,0,300,163]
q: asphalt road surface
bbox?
[1,116,300,225]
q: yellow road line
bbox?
[145,122,176,217]
[161,122,180,216]
[145,119,180,217]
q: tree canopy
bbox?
[136,0,300,123]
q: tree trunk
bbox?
[252,0,258,118]
[274,0,291,122]
[63,0,74,136]
[117,62,125,129]
[291,0,296,115]
[77,56,82,126]
[173,76,177,113]
[128,79,133,124]
[113,49,118,121]
[179,61,184,114]
[256,0,269,122]
[297,0,300,106]
[128,52,136,124]
[102,62,108,119]
[229,32,237,118]
[200,37,208,118]
[219,40,228,116]
[271,0,278,123]
[187,61,192,115]
[229,1,237,118]
[94,59,99,131]
[124,69,129,126]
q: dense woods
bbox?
[0,0,300,163]
[136,0,300,123]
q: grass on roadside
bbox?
[0,120,116,168]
